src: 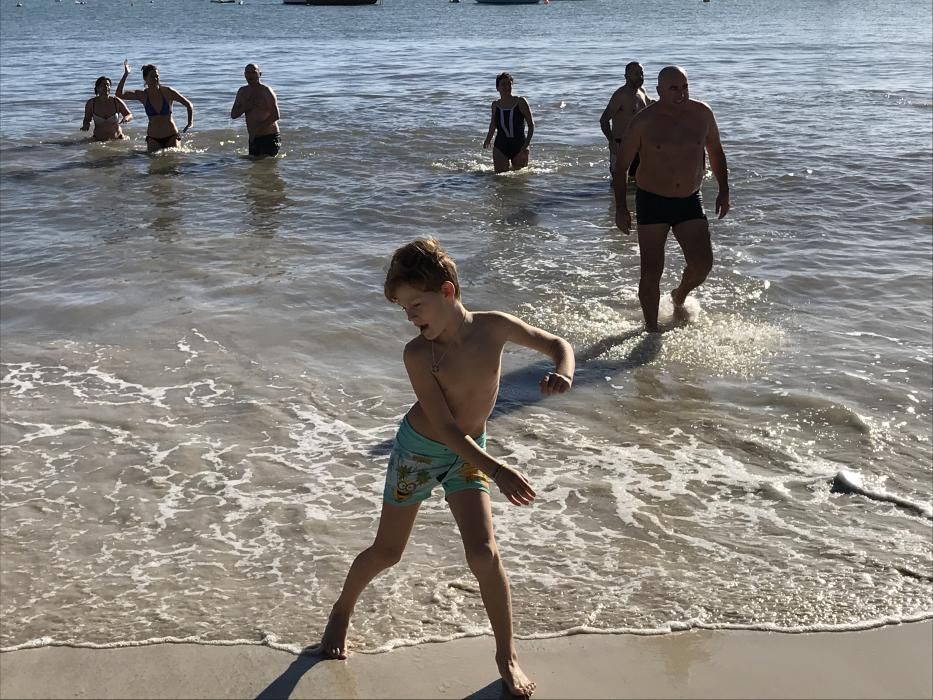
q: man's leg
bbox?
[670,218,713,307]
[636,223,671,332]
[446,489,535,697]
[319,501,421,659]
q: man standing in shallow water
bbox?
[614,65,730,333]
[599,61,650,183]
[231,63,281,157]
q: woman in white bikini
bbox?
[81,76,133,141]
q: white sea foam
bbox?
[4,612,932,656]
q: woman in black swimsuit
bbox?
[81,76,133,142]
[116,60,194,152]
[482,72,535,174]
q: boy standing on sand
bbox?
[319,238,575,697]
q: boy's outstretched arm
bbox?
[497,313,575,395]
[403,345,537,506]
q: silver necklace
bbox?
[431,314,467,374]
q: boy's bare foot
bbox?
[497,655,536,697]
[319,607,350,660]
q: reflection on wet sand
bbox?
[491,171,538,228]
[148,156,182,242]
[2,145,140,180]
[244,159,286,237]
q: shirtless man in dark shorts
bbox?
[599,61,650,184]
[614,66,730,333]
[231,64,281,158]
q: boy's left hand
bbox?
[539,372,572,395]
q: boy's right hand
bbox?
[493,466,536,506]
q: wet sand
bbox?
[2,621,931,699]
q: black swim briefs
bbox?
[249,132,281,158]
[635,188,707,227]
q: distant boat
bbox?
[475,0,540,4]
[210,0,236,3]
[283,0,378,4]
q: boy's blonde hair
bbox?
[384,238,461,302]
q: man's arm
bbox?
[519,97,534,150]
[403,343,536,506]
[254,87,281,131]
[613,115,644,233]
[230,86,247,119]
[267,88,280,124]
[495,312,574,395]
[705,107,730,219]
[599,88,623,141]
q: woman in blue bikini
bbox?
[482,72,535,174]
[116,60,193,152]
[81,76,133,141]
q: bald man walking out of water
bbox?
[231,63,281,158]
[614,66,730,332]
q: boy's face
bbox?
[393,282,456,340]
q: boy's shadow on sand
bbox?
[368,329,660,456]
[255,649,326,700]
[492,328,659,417]
[256,652,520,700]
[464,678,526,699]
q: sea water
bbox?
[1,0,931,653]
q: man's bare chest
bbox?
[616,91,648,117]
[645,117,707,150]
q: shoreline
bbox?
[5,610,932,654]
[2,621,931,699]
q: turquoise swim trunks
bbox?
[383,417,490,505]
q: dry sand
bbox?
[2,621,931,699]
